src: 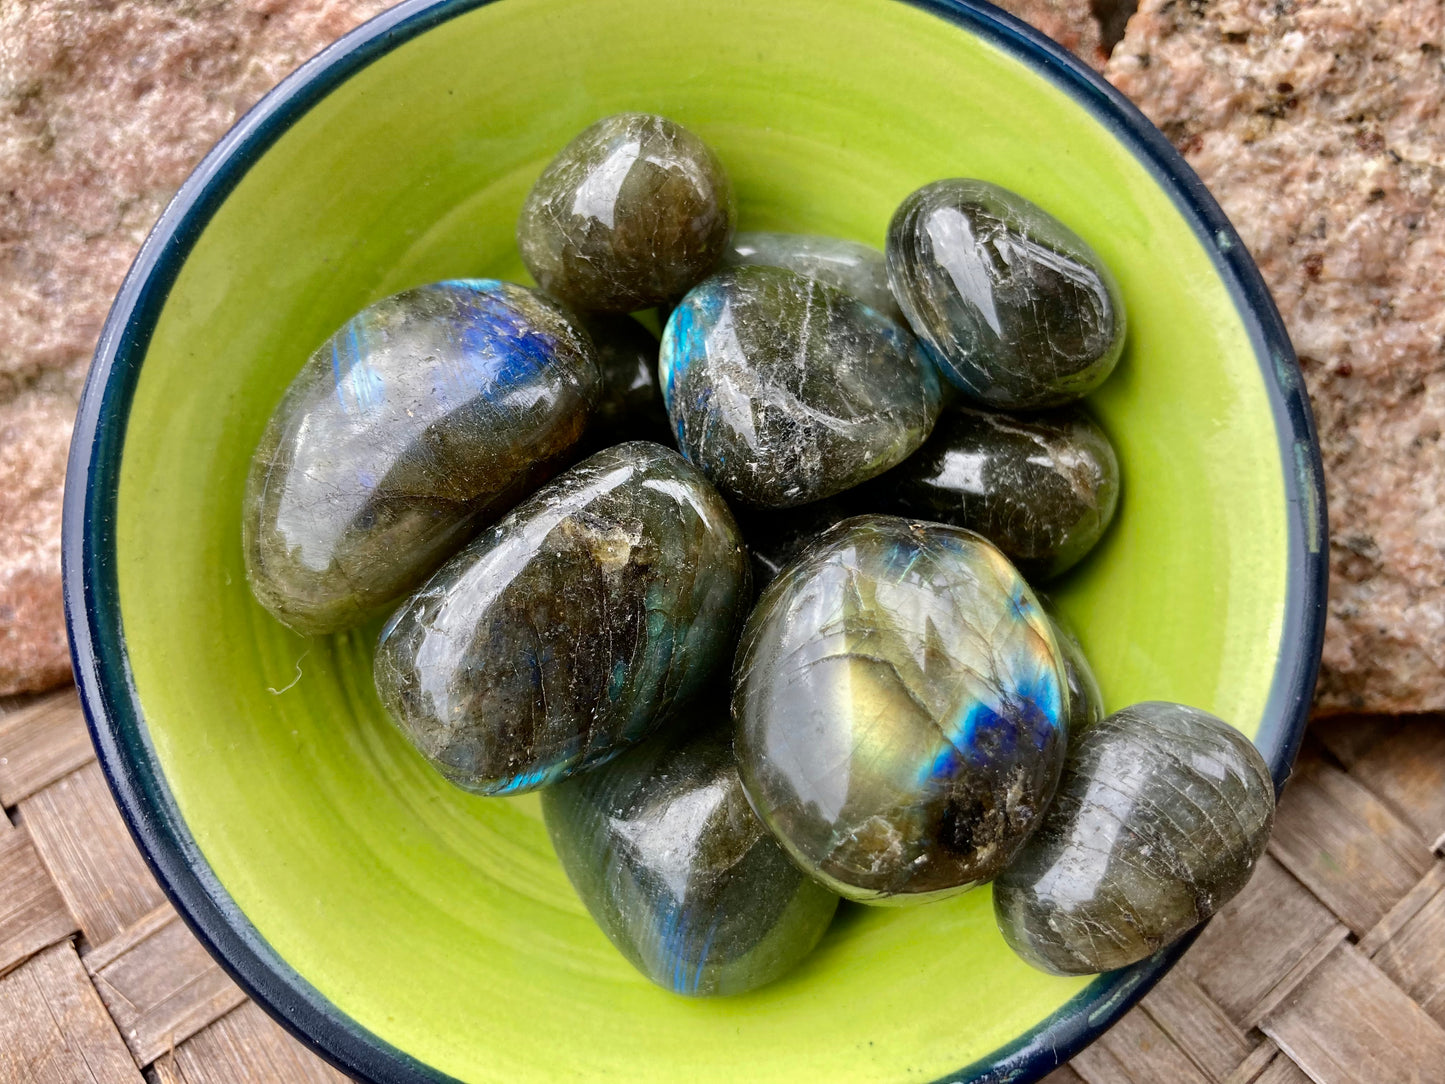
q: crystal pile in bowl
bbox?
[243,113,1276,997]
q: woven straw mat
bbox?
[3,687,1444,1083]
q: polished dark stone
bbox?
[887,179,1126,409]
[736,497,859,592]
[871,406,1120,581]
[994,701,1276,975]
[721,231,903,322]
[733,515,1069,904]
[374,442,751,795]
[1050,611,1104,733]
[243,279,598,635]
[661,266,942,508]
[581,314,672,448]
[517,113,735,312]
[543,712,839,996]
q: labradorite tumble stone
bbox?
[733,515,1070,904]
[243,280,599,635]
[517,113,735,312]
[887,179,1126,409]
[661,267,942,508]
[542,716,839,996]
[582,314,672,448]
[721,231,904,323]
[876,406,1120,580]
[374,442,750,795]
[995,702,1276,975]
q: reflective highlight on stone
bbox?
[721,231,903,322]
[733,515,1069,904]
[1051,611,1104,733]
[995,702,1275,975]
[517,113,735,312]
[887,179,1125,409]
[243,280,598,635]
[874,406,1120,580]
[582,314,671,448]
[374,442,750,795]
[661,267,942,508]
[543,714,839,996]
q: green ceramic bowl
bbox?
[64,1,1326,1081]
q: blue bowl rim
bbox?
[61,1,1328,1082]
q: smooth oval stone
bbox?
[721,231,904,322]
[374,442,750,795]
[733,515,1069,904]
[581,314,671,448]
[994,701,1275,975]
[887,179,1126,409]
[873,406,1120,580]
[661,266,942,508]
[517,113,735,312]
[543,714,839,996]
[243,279,599,635]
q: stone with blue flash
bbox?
[1046,605,1105,734]
[661,266,942,508]
[733,515,1071,904]
[374,442,751,796]
[543,710,839,996]
[243,279,599,635]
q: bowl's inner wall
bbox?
[114,0,1287,1080]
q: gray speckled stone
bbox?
[721,231,903,323]
[517,113,734,312]
[542,713,839,997]
[872,405,1120,580]
[243,279,598,635]
[995,701,1275,975]
[661,266,941,508]
[887,179,1125,409]
[374,442,750,796]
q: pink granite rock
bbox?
[0,386,72,695]
[996,0,1108,68]
[0,0,395,694]
[1108,0,1445,713]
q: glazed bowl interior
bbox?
[69,0,1324,1082]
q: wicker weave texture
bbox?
[3,689,1443,1083]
